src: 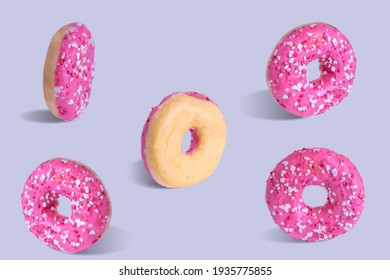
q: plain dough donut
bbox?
[266,148,365,241]
[266,22,356,117]
[141,92,227,188]
[21,158,111,253]
[43,22,95,121]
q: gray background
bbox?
[1,0,388,259]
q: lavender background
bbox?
[1,0,388,259]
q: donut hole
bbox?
[306,60,321,81]
[302,185,328,208]
[57,196,72,217]
[181,128,199,154]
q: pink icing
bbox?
[186,128,199,154]
[141,92,216,182]
[267,23,357,117]
[266,148,365,241]
[54,23,95,121]
[21,158,111,253]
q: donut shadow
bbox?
[20,109,63,123]
[78,226,130,255]
[260,228,305,243]
[240,90,301,120]
[130,160,164,189]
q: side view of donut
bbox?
[43,22,95,121]
[266,22,357,117]
[21,158,111,253]
[141,92,227,188]
[265,147,365,241]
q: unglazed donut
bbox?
[21,158,111,253]
[141,92,227,188]
[266,148,365,241]
[266,22,356,117]
[43,22,95,121]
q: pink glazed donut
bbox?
[266,148,365,241]
[21,158,111,253]
[266,22,356,117]
[43,22,95,121]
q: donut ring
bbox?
[21,158,111,253]
[266,22,356,117]
[265,148,365,241]
[141,92,227,188]
[43,22,95,121]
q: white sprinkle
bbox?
[282,94,288,99]
[292,82,303,92]
[331,168,338,177]
[89,230,96,235]
[54,86,63,96]
[75,218,85,227]
[279,204,291,212]
[68,99,74,105]
[344,223,353,231]
[67,26,77,34]
[290,165,296,172]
